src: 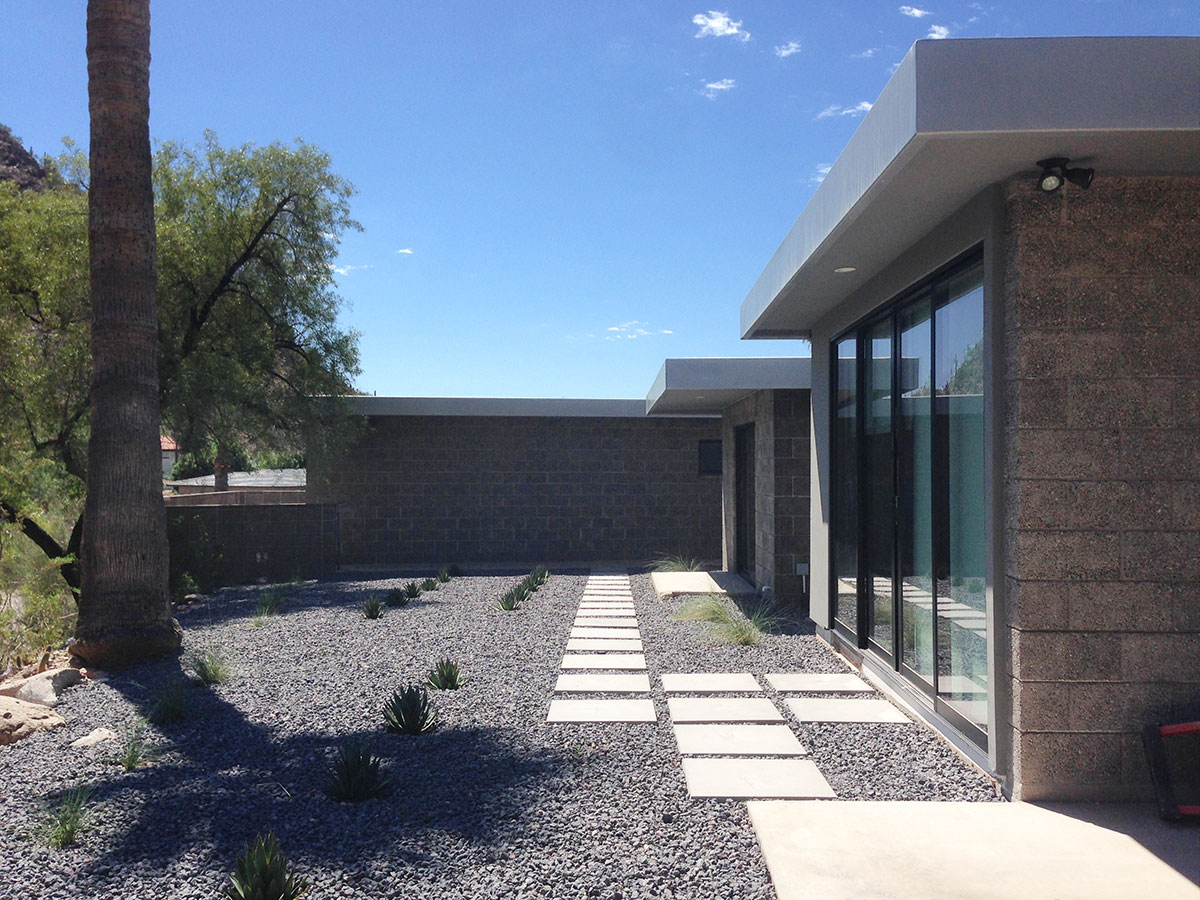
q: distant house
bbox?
[160,435,179,480]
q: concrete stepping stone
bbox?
[582,592,634,598]
[667,697,783,723]
[566,638,644,651]
[579,600,635,607]
[554,673,651,693]
[578,607,636,614]
[547,699,656,722]
[766,673,872,693]
[785,697,911,724]
[681,757,835,799]
[662,673,760,693]
[561,653,646,670]
[573,609,636,618]
[574,617,639,628]
[673,723,806,756]
[571,626,641,639]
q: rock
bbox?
[70,727,118,748]
[0,667,83,707]
[0,695,65,745]
[79,667,109,682]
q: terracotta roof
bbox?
[160,436,180,451]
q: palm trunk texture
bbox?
[73,0,181,667]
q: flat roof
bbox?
[347,396,684,418]
[740,36,1200,339]
[646,357,811,415]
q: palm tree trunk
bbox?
[73,0,181,668]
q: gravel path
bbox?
[0,569,998,899]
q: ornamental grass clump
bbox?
[323,740,391,803]
[256,588,285,618]
[39,785,95,849]
[383,684,437,734]
[362,595,384,619]
[426,658,465,690]
[114,719,154,771]
[149,679,191,725]
[650,553,704,572]
[221,831,309,900]
[187,649,231,685]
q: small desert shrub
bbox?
[222,832,309,900]
[149,680,191,725]
[437,567,451,583]
[256,588,285,617]
[650,554,704,572]
[420,577,438,592]
[39,785,95,849]
[385,587,409,607]
[447,564,464,577]
[403,582,423,600]
[187,649,231,685]
[362,595,383,619]
[115,719,154,771]
[426,658,464,690]
[672,594,777,645]
[383,684,437,734]
[323,740,391,802]
[671,594,734,624]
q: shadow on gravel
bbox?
[728,595,816,637]
[75,659,569,880]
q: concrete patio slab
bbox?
[651,570,755,599]
[554,673,651,693]
[571,627,641,639]
[668,697,783,723]
[681,758,835,799]
[766,673,872,693]
[785,697,911,724]
[546,699,657,723]
[574,617,640,628]
[673,723,806,756]
[561,653,647,670]
[566,638,644,651]
[662,673,761,693]
[747,800,1200,900]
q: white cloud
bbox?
[774,40,801,58]
[899,5,931,16]
[811,163,832,184]
[396,248,413,255]
[701,77,736,99]
[603,320,674,341]
[927,24,950,38]
[851,47,878,58]
[816,100,873,119]
[328,263,374,276]
[692,11,750,41]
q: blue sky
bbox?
[2,1,1196,398]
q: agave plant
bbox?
[420,577,438,591]
[362,595,383,619]
[495,587,522,611]
[437,567,451,583]
[426,658,465,690]
[384,587,409,607]
[531,565,549,586]
[222,832,309,900]
[323,740,391,802]
[383,684,437,734]
[403,581,423,600]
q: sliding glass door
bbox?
[830,252,987,747]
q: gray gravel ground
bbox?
[0,569,999,899]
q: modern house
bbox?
[730,36,1199,801]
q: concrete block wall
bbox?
[308,414,722,565]
[1001,175,1200,800]
[722,389,812,610]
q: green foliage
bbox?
[256,588,285,617]
[402,582,422,600]
[167,513,222,594]
[115,719,154,771]
[384,588,408,608]
[222,832,310,900]
[322,740,391,803]
[187,649,231,685]
[426,658,464,690]
[419,578,438,592]
[530,565,550,587]
[171,445,249,481]
[382,684,437,735]
[671,594,732,623]
[437,568,451,583]
[0,522,76,670]
[149,680,191,726]
[447,565,464,578]
[495,583,529,611]
[250,449,305,471]
[38,785,95,850]
[650,554,704,572]
[672,594,778,646]
[362,595,383,619]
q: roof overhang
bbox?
[347,396,678,418]
[741,36,1200,340]
[646,357,812,415]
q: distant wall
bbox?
[308,414,722,565]
[166,504,339,588]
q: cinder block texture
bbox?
[1002,175,1200,802]
[309,414,721,564]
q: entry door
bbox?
[734,424,756,580]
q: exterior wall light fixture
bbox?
[1036,157,1094,193]
[833,266,857,273]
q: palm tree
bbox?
[72,0,181,668]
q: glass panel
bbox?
[898,298,934,685]
[832,336,859,634]
[935,263,987,734]
[863,318,894,655]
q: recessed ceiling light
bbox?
[834,266,856,274]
